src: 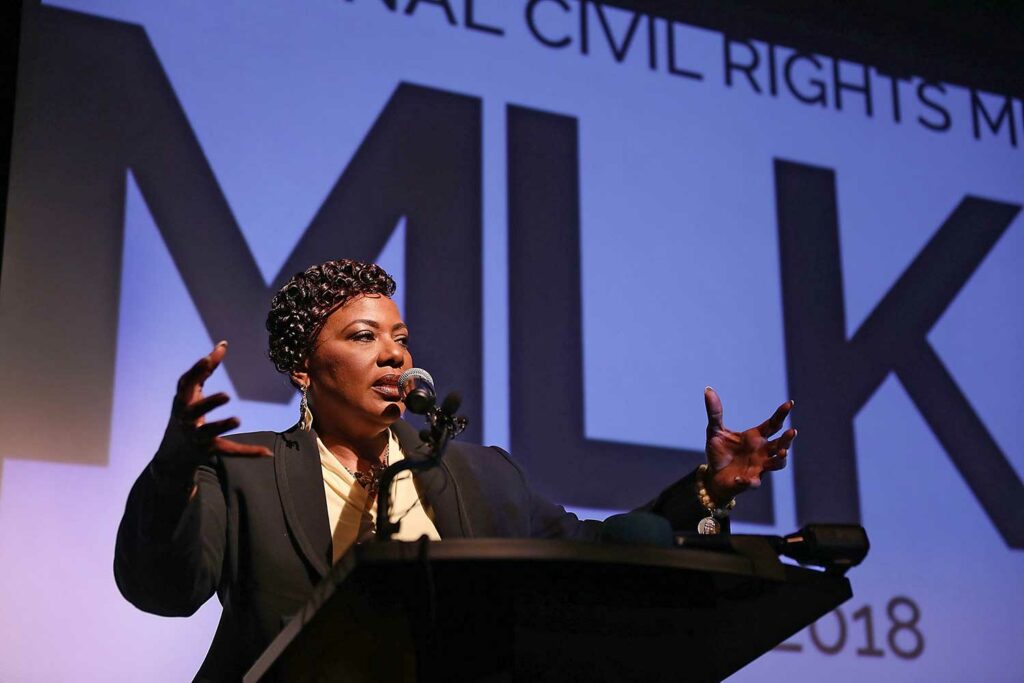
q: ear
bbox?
[290,370,309,390]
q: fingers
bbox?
[194,417,241,443]
[193,420,271,457]
[762,428,796,473]
[704,387,724,435]
[731,474,761,490]
[212,438,273,458]
[179,392,231,422]
[176,341,229,402]
[766,427,797,454]
[161,340,272,464]
[756,399,794,437]
[185,416,273,458]
[764,448,789,471]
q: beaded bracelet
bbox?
[695,463,736,535]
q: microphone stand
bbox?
[376,392,468,542]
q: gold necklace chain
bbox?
[341,436,390,496]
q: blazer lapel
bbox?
[274,425,332,579]
[392,419,470,538]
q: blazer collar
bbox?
[274,424,332,579]
[273,420,472,581]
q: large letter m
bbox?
[0,6,484,480]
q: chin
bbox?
[380,403,404,421]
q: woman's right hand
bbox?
[153,341,273,477]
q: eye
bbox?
[351,331,375,342]
[396,335,410,348]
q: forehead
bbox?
[322,294,403,329]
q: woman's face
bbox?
[297,294,412,439]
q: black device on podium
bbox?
[243,534,858,682]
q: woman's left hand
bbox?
[703,387,797,504]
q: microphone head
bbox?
[400,368,436,414]
[399,368,435,397]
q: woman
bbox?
[115,258,796,681]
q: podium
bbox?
[245,538,852,682]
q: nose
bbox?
[378,337,406,367]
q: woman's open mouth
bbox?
[372,375,401,400]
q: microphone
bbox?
[397,367,468,436]
[377,367,468,542]
[398,367,435,414]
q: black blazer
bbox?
[114,419,713,681]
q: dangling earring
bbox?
[299,384,313,431]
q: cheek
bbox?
[310,352,360,394]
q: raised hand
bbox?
[153,341,272,476]
[703,387,796,503]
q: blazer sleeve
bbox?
[492,447,727,539]
[113,459,226,617]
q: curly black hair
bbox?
[266,259,396,374]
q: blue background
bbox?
[0,1,1022,680]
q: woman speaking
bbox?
[115,258,796,681]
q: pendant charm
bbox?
[697,516,720,535]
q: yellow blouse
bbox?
[318,428,441,563]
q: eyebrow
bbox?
[343,319,408,332]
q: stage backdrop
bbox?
[1,1,1021,680]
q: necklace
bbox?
[341,436,391,496]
